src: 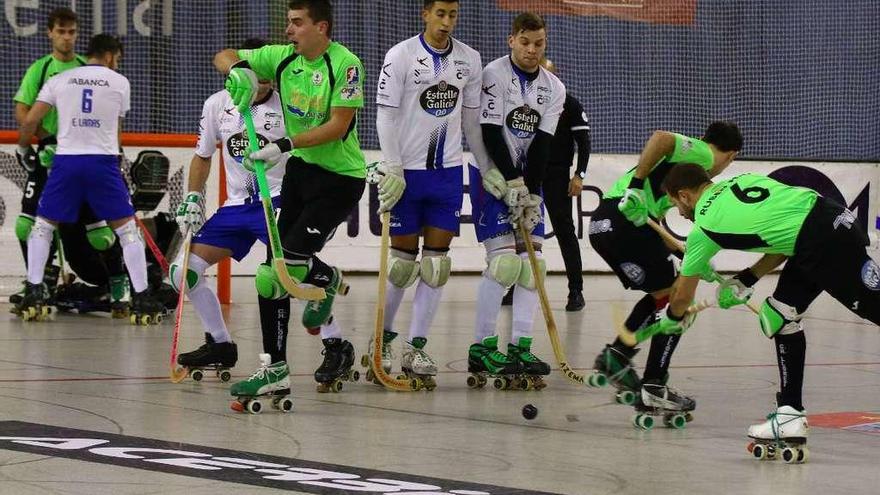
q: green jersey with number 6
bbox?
[681,174,818,277]
[605,133,714,218]
[238,42,366,179]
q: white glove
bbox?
[481,167,508,200]
[376,163,406,213]
[520,194,543,233]
[243,138,292,172]
[504,177,530,210]
[175,192,204,232]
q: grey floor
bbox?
[0,274,878,495]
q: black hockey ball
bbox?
[522,404,538,420]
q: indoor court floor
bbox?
[0,274,877,495]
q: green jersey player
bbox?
[588,122,742,414]
[214,0,365,393]
[657,164,879,458]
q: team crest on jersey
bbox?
[861,259,880,291]
[226,132,269,164]
[420,80,460,117]
[312,71,323,85]
[346,66,360,85]
[505,105,541,138]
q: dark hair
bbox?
[86,34,123,58]
[703,121,743,152]
[424,0,460,8]
[511,12,546,36]
[241,38,268,50]
[661,164,712,197]
[47,7,77,30]
[288,0,334,37]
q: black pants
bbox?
[543,169,583,292]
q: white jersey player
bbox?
[15,34,164,324]
[370,0,490,388]
[172,39,291,378]
[466,12,566,390]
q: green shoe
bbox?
[507,336,550,375]
[230,353,290,397]
[594,344,641,391]
[302,267,345,328]
[467,335,522,375]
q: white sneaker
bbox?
[748,405,809,441]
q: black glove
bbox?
[15,145,39,173]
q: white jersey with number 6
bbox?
[480,55,565,171]
[36,65,130,156]
[195,90,286,207]
[376,34,482,171]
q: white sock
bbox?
[475,274,506,343]
[383,282,406,332]
[26,219,55,284]
[115,221,148,293]
[512,284,538,342]
[408,279,443,341]
[320,317,343,340]
[185,254,230,343]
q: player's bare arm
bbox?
[632,130,676,180]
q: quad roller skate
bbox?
[302,267,351,331]
[11,265,60,316]
[593,344,641,405]
[315,338,360,393]
[398,337,437,391]
[109,274,131,318]
[631,375,695,430]
[230,353,292,414]
[16,282,54,321]
[747,405,809,463]
[361,329,398,385]
[54,282,110,314]
[177,333,238,382]
[506,336,550,391]
[466,335,523,390]
[129,288,165,325]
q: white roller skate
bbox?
[399,337,437,391]
[747,405,809,463]
[361,329,397,385]
[632,377,696,430]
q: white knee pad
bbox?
[759,296,804,338]
[29,218,56,243]
[484,249,523,289]
[170,253,208,293]
[516,251,546,290]
[420,249,451,288]
[388,248,419,289]
[114,220,142,248]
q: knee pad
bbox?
[420,247,451,288]
[255,263,288,300]
[29,217,55,243]
[114,220,141,248]
[516,252,546,290]
[15,214,34,242]
[169,254,207,293]
[484,249,522,289]
[86,221,116,251]
[759,297,803,338]
[283,255,311,283]
[388,248,419,289]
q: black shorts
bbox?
[276,157,365,256]
[773,197,880,324]
[588,198,676,292]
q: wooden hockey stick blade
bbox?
[169,230,193,383]
[272,258,326,301]
[135,216,170,275]
[518,223,592,387]
[371,212,415,391]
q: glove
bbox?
[504,177,530,210]
[225,61,259,111]
[520,194,542,233]
[637,306,696,342]
[175,192,205,232]
[482,167,508,200]
[716,268,758,309]
[37,136,57,168]
[696,260,721,283]
[16,145,39,173]
[618,187,648,226]
[373,162,406,213]
[243,137,292,172]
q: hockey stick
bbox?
[53,231,72,285]
[134,216,170,275]
[519,223,602,388]
[646,218,760,315]
[169,229,192,383]
[240,106,325,301]
[617,299,713,347]
[369,211,416,391]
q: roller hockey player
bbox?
[466,13,565,391]
[16,34,163,324]
[657,164,880,459]
[215,0,367,392]
[173,38,289,385]
[588,121,742,413]
[367,0,489,390]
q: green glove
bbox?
[634,306,696,342]
[716,268,757,309]
[225,61,258,111]
[618,187,648,226]
[38,144,56,168]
